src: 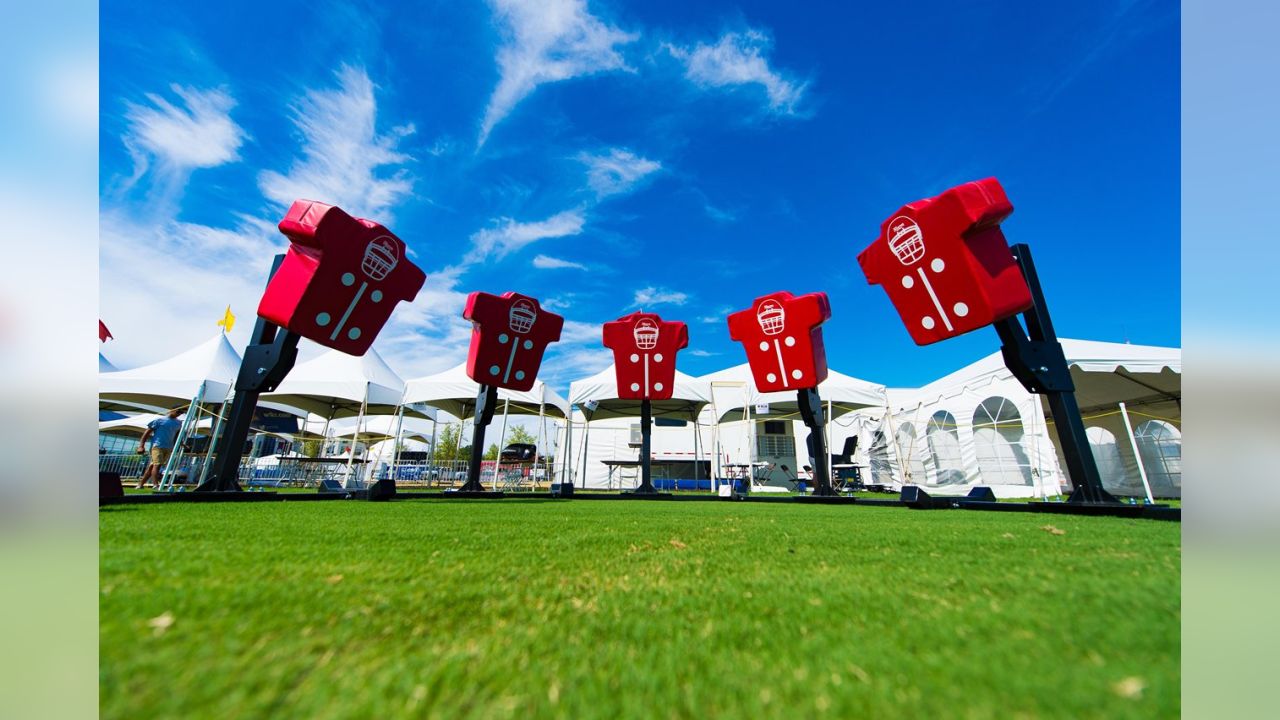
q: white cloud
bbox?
[479,0,637,146]
[632,286,688,308]
[577,148,661,198]
[667,30,807,114]
[124,85,246,173]
[258,65,415,220]
[464,209,585,264]
[98,210,284,366]
[688,349,717,357]
[533,254,587,270]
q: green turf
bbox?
[100,499,1179,719]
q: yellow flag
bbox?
[217,305,236,333]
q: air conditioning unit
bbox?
[628,424,642,448]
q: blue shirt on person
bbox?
[147,416,182,450]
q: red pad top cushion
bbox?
[463,291,563,391]
[727,291,831,393]
[602,312,689,400]
[857,178,1031,345]
[258,200,426,355]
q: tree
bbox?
[506,426,537,446]
[483,443,500,461]
[432,423,464,464]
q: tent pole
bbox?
[390,402,406,484]
[160,386,204,492]
[533,398,546,491]
[561,410,572,485]
[196,385,234,488]
[580,416,591,490]
[344,396,366,489]
[490,398,510,491]
[426,413,438,488]
[1120,401,1155,503]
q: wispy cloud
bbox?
[688,349,717,357]
[667,30,808,114]
[463,209,586,264]
[479,0,637,146]
[533,254,588,270]
[119,85,246,205]
[258,65,415,220]
[577,147,662,198]
[632,286,688,308]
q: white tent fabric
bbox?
[328,413,438,441]
[878,339,1181,499]
[700,363,887,421]
[98,413,213,438]
[568,364,711,422]
[259,346,410,420]
[99,353,118,373]
[99,333,241,411]
[402,362,570,419]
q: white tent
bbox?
[558,365,712,490]
[98,412,213,438]
[99,353,118,373]
[98,333,241,411]
[259,346,410,421]
[402,362,570,420]
[328,414,439,442]
[884,338,1181,499]
[569,364,711,422]
[700,363,887,421]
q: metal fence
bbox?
[101,452,556,492]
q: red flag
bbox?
[99,320,113,343]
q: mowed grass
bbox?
[100,499,1180,719]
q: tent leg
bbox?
[490,398,510,491]
[1120,401,1155,503]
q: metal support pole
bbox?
[632,399,657,494]
[993,243,1118,504]
[1120,402,1155,503]
[459,384,498,493]
[490,398,510,491]
[797,388,835,496]
[197,254,300,492]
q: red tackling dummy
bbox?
[858,178,1032,345]
[602,312,689,400]
[727,291,831,393]
[463,292,563,392]
[258,200,426,355]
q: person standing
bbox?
[136,409,183,489]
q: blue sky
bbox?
[100,0,1180,393]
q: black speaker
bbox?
[99,472,123,499]
[366,478,396,501]
[550,482,574,497]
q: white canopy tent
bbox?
[99,353,118,373]
[697,364,888,489]
[259,345,421,486]
[98,412,213,438]
[884,338,1181,499]
[402,362,571,486]
[402,362,570,420]
[562,365,712,490]
[98,333,241,412]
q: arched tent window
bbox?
[868,430,893,485]
[972,397,1033,485]
[926,411,965,485]
[1086,426,1133,494]
[895,422,929,485]
[1134,420,1181,497]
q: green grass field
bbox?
[100,499,1180,719]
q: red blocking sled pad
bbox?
[463,291,563,392]
[858,178,1032,345]
[258,200,426,355]
[727,291,831,393]
[603,312,689,400]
